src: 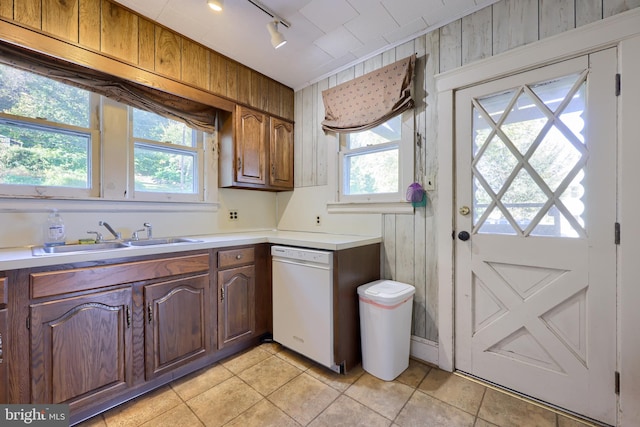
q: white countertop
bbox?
[0,230,382,270]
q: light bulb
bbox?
[207,0,223,12]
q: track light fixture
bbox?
[247,0,290,49]
[207,0,223,12]
[266,21,286,49]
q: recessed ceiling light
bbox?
[207,0,223,12]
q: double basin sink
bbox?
[32,237,203,256]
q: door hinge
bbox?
[26,315,30,330]
[615,74,621,96]
[220,287,225,302]
[615,222,621,245]
[615,371,620,394]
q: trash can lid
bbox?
[358,280,415,305]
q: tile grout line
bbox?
[455,371,602,427]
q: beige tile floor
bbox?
[77,343,601,427]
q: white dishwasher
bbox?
[271,245,340,373]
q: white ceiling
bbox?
[112,0,497,90]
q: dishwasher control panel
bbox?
[271,245,332,265]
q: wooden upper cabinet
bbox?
[219,105,294,191]
[235,105,268,186]
[29,288,133,412]
[270,117,294,189]
[143,274,210,380]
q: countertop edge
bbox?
[0,231,382,270]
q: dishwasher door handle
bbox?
[272,258,331,270]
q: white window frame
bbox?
[0,93,101,199]
[128,107,207,203]
[0,64,216,205]
[327,109,415,214]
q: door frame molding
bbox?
[435,8,640,425]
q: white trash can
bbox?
[357,280,415,381]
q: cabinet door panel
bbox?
[30,288,133,409]
[144,274,209,379]
[218,265,255,348]
[235,106,267,185]
[270,118,294,189]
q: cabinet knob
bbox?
[236,254,242,260]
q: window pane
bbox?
[473,73,586,237]
[346,115,401,149]
[133,108,195,147]
[0,63,90,127]
[344,148,398,195]
[134,144,195,193]
[0,122,90,188]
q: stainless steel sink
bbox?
[30,237,203,256]
[31,241,129,256]
[124,237,203,246]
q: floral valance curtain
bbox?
[0,42,218,133]
[321,54,416,133]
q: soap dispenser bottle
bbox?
[44,209,66,247]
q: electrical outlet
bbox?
[425,175,436,191]
[229,210,238,221]
[316,215,321,226]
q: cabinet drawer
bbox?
[218,247,254,269]
[30,253,210,299]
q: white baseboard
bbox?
[409,335,439,366]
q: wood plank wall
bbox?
[294,0,640,342]
[0,0,294,120]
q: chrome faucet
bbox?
[131,223,152,240]
[98,221,121,240]
[144,222,152,239]
[131,228,145,241]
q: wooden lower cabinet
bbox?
[29,288,133,412]
[217,265,255,348]
[143,273,210,379]
[3,245,273,422]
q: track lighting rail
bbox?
[247,0,290,28]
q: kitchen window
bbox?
[130,108,206,202]
[0,62,100,198]
[0,62,213,203]
[329,110,414,213]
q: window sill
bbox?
[327,201,414,214]
[0,197,220,214]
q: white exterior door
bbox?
[454,49,617,425]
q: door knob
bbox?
[458,231,470,241]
